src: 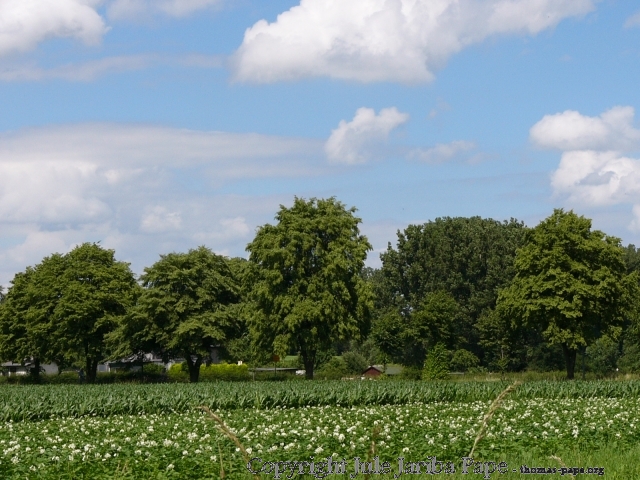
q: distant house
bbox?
[362,365,383,377]
[361,365,403,378]
[1,360,57,376]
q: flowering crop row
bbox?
[0,397,638,479]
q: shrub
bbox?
[450,349,479,373]
[400,366,422,380]
[587,335,620,376]
[315,357,349,380]
[422,343,449,380]
[342,351,368,375]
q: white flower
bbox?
[167,464,174,470]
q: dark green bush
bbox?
[342,351,368,374]
[450,349,479,372]
[315,357,349,380]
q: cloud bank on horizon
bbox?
[0,123,325,283]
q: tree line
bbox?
[1,197,639,382]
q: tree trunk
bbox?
[562,344,577,380]
[300,346,316,380]
[30,357,41,382]
[86,357,99,384]
[185,355,202,383]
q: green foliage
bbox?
[199,363,250,381]
[619,331,640,373]
[525,341,566,372]
[380,216,527,356]
[247,197,373,379]
[370,309,406,364]
[167,362,249,382]
[348,337,381,366]
[4,380,640,422]
[400,365,422,380]
[0,244,137,384]
[422,342,450,380]
[115,246,240,383]
[586,335,620,376]
[497,209,637,379]
[315,357,349,379]
[371,292,461,368]
[449,349,479,372]
[342,351,368,374]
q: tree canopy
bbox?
[0,243,137,383]
[378,216,527,359]
[115,246,240,383]
[496,209,638,379]
[246,197,373,379]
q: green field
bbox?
[0,380,638,478]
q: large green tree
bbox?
[56,243,138,383]
[379,217,527,359]
[247,197,373,379]
[0,254,68,380]
[496,209,637,379]
[116,246,240,383]
[0,244,137,383]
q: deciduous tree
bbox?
[380,217,527,358]
[496,209,637,379]
[118,246,240,383]
[56,243,138,383]
[247,197,373,379]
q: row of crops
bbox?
[3,380,640,422]
[2,397,638,478]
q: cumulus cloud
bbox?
[531,106,640,230]
[232,0,596,83]
[325,108,409,164]
[107,0,223,19]
[0,123,323,285]
[0,0,107,57]
[409,140,476,164]
[625,11,640,28]
[530,106,640,151]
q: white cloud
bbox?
[232,0,596,83]
[550,150,640,207]
[530,106,640,151]
[409,140,476,164]
[532,106,640,231]
[325,107,409,165]
[140,207,182,233]
[0,123,320,170]
[624,11,640,28]
[107,0,223,20]
[0,123,324,285]
[0,54,223,82]
[0,0,107,57]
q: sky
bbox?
[1,0,640,285]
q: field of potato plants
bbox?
[1,380,639,479]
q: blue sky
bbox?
[1,0,640,284]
